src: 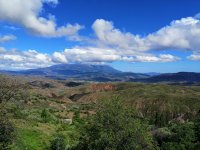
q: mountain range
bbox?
[0,64,200,83]
[0,64,149,82]
[136,72,200,84]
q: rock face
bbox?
[90,83,116,92]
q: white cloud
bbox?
[0,0,83,37]
[92,18,200,60]
[188,54,200,61]
[0,47,180,70]
[159,54,180,62]
[1,13,200,70]
[52,52,68,63]
[92,19,146,51]
[121,54,179,62]
[0,47,6,52]
[0,49,55,70]
[145,17,199,50]
[0,35,16,43]
[3,54,23,62]
[63,47,122,63]
[53,47,180,63]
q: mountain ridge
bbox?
[0,64,149,82]
[1,64,200,83]
[136,72,200,83]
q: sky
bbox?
[0,0,200,73]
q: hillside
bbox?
[1,75,200,149]
[135,72,200,84]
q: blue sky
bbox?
[0,0,200,72]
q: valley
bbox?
[1,75,200,149]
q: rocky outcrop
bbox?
[90,83,116,92]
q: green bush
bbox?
[41,109,57,123]
[0,118,15,150]
[194,117,200,142]
[75,98,154,150]
[50,134,67,150]
[161,123,196,150]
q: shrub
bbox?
[50,134,66,150]
[161,123,196,150]
[75,98,154,150]
[41,109,54,123]
[0,118,15,150]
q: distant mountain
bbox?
[0,64,149,82]
[2,65,199,83]
[136,72,200,83]
[145,72,161,76]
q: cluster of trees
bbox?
[50,98,200,150]
[153,120,200,149]
[50,98,153,150]
[0,76,28,149]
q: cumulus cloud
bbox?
[0,47,180,70]
[92,17,200,60]
[52,52,68,63]
[53,47,180,63]
[0,35,16,43]
[145,17,200,51]
[2,13,200,70]
[92,17,200,52]
[92,19,146,51]
[0,0,83,37]
[124,54,180,63]
[63,47,122,63]
[188,53,200,61]
[0,49,55,70]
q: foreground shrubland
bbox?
[0,76,200,149]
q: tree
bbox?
[50,134,66,150]
[161,122,196,150]
[75,98,154,150]
[194,117,200,142]
[0,118,15,150]
[194,117,200,148]
[41,109,49,123]
[0,75,28,149]
[0,75,28,110]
